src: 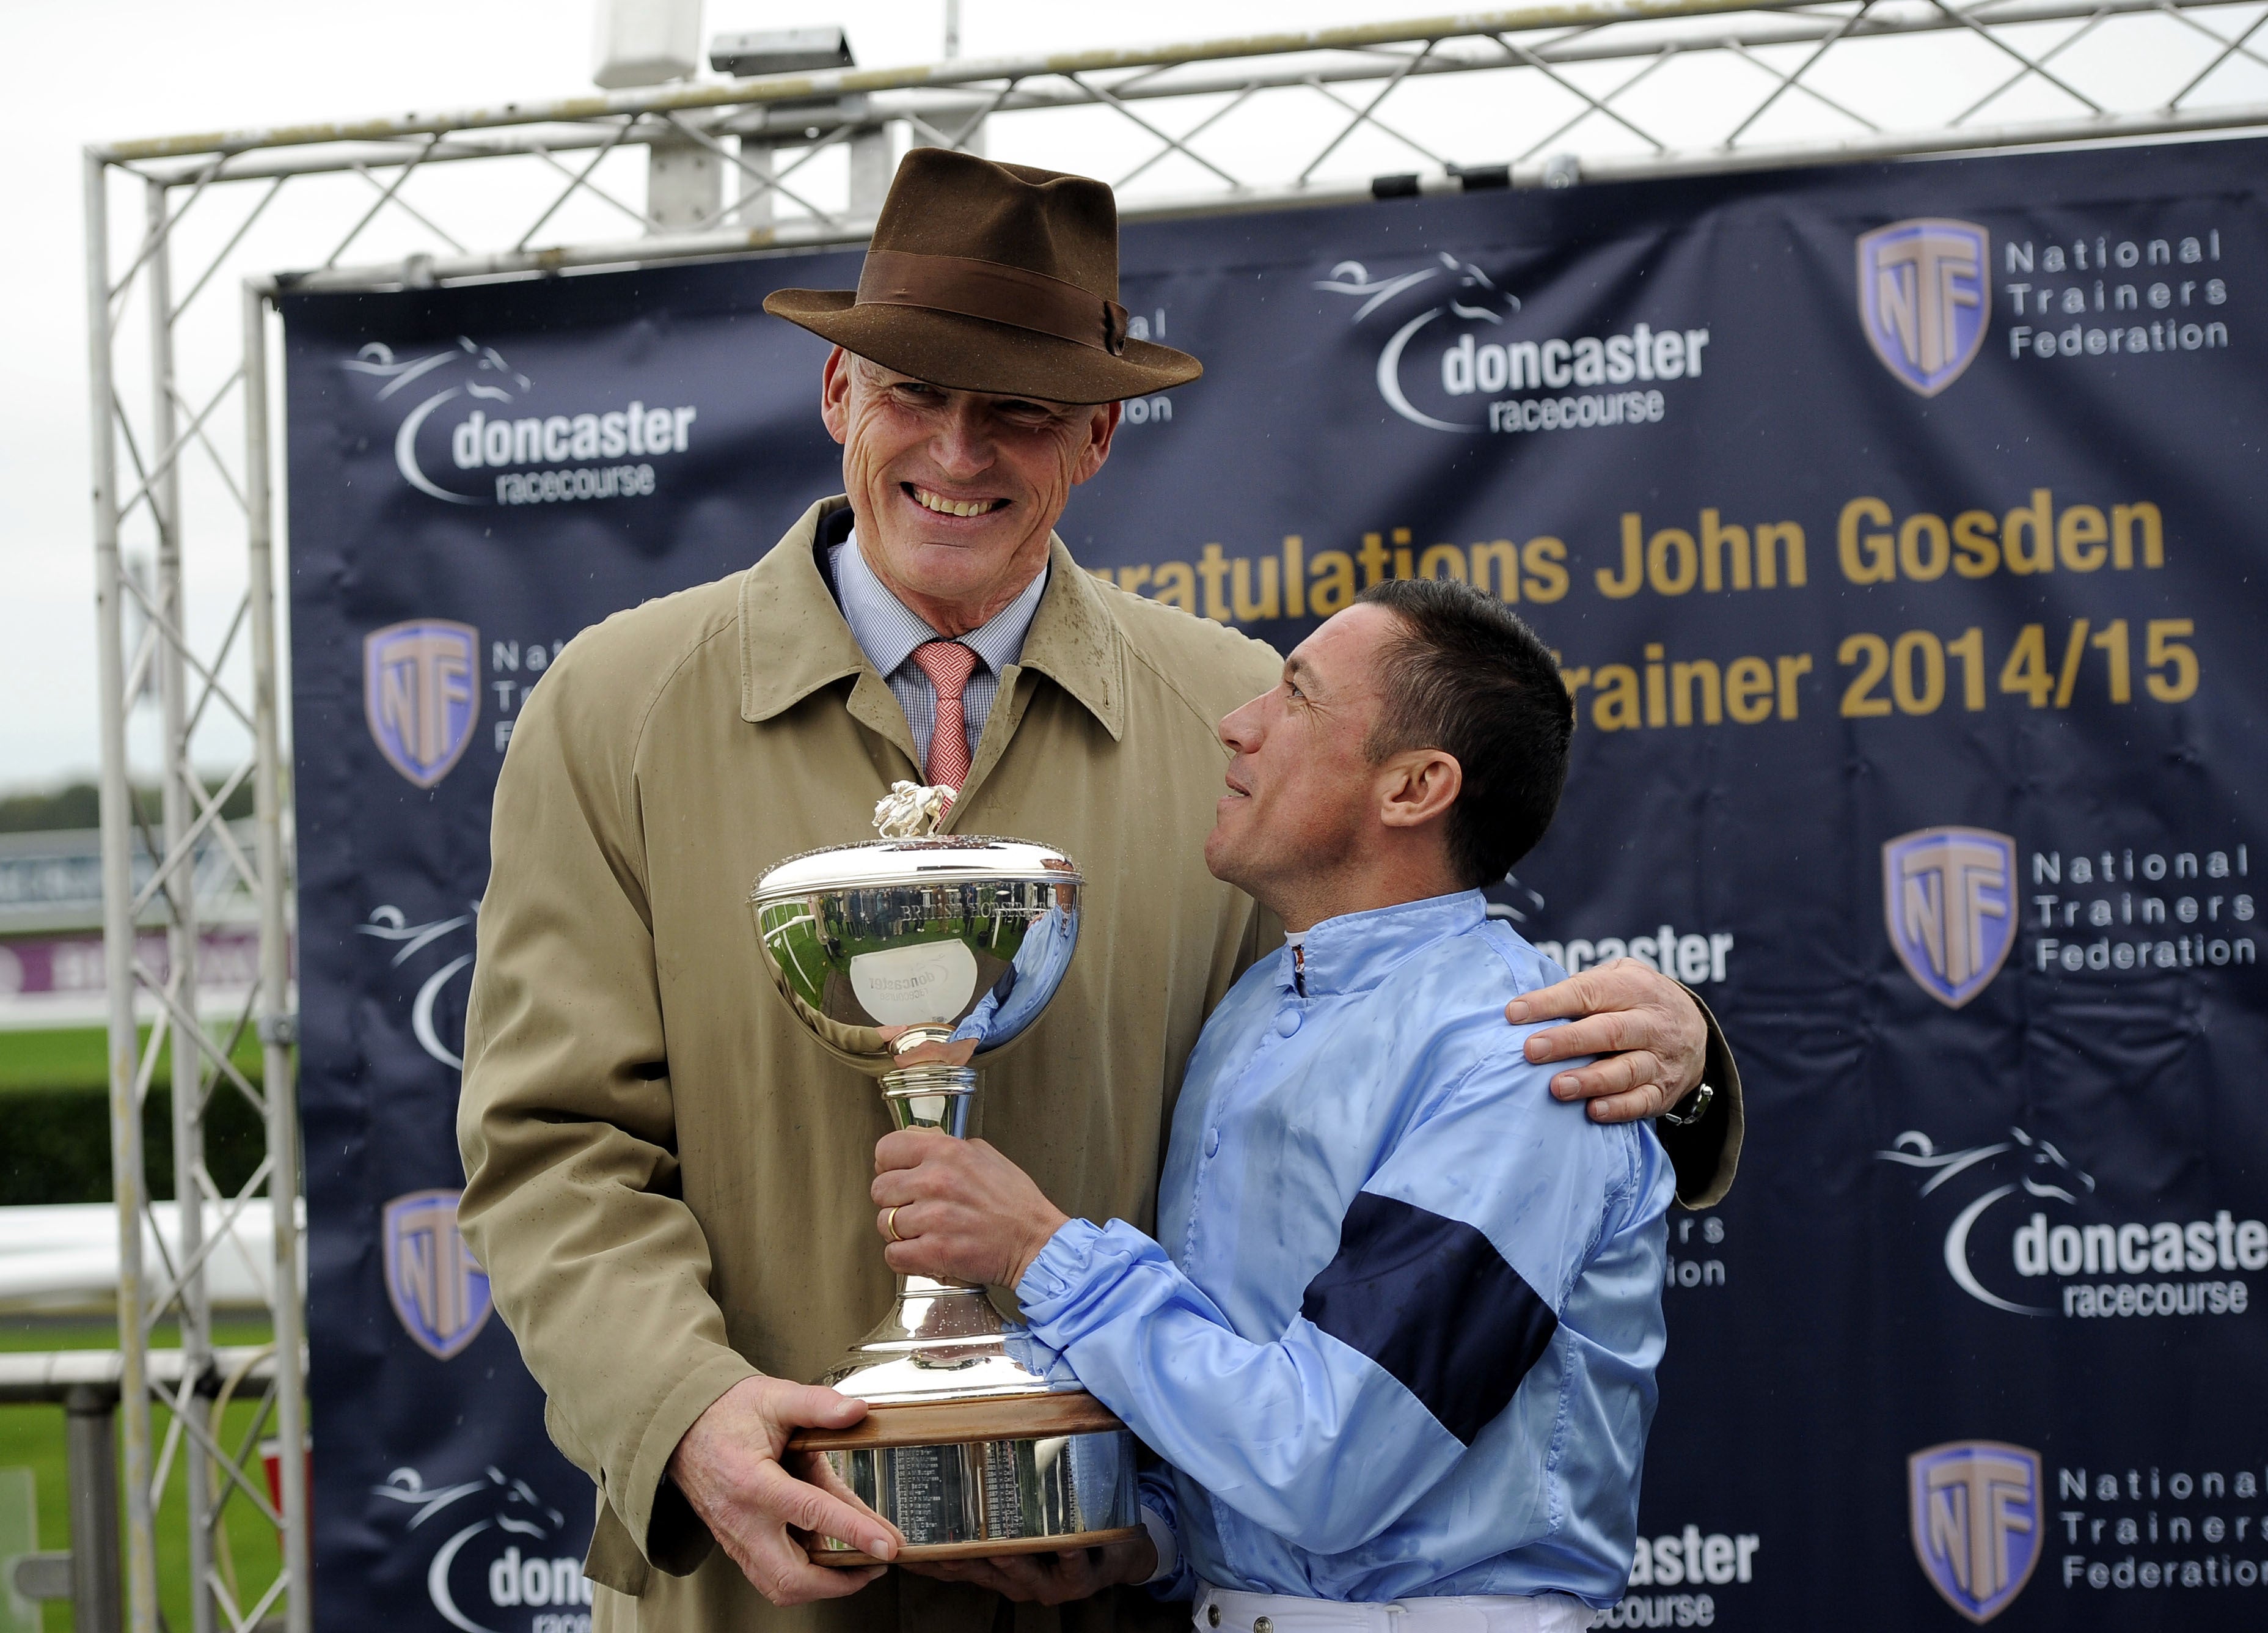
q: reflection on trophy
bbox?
[747,783,1140,1564]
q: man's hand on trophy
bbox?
[667,1376,904,1604]
[1505,958,1709,1124]
[901,1535,1160,1603]
[871,1129,1071,1288]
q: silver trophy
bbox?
[748,784,1139,1565]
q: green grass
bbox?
[0,1319,284,1633]
[0,1085,271,1208]
[0,1027,264,1096]
[0,1027,280,1205]
[0,781,255,838]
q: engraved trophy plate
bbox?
[750,785,1143,1563]
[821,1427,1137,1557]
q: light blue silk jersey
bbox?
[1013,889,1674,1606]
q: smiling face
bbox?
[1205,603,1416,928]
[819,349,1122,636]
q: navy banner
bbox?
[283,134,2266,1631]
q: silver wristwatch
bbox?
[1657,1082,1715,1128]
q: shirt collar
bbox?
[832,529,1047,680]
[740,496,1127,741]
[1284,890,1488,997]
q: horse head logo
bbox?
[344,337,531,504]
[1877,1127,2094,1315]
[1315,253,1521,433]
[373,1465,585,1633]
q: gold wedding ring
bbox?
[885,1205,904,1242]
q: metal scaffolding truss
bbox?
[82,165,306,1633]
[99,0,2268,281]
[81,2,2268,1629]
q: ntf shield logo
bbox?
[1884,826,2016,1008]
[382,1189,492,1360]
[365,620,479,788]
[1857,219,1990,397]
[1909,1440,2043,1623]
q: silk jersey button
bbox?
[1205,1128,1221,1158]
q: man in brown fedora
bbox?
[458,148,1739,1632]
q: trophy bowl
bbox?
[748,786,1141,1564]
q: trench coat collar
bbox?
[739,495,1124,743]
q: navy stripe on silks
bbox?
[1300,1192,1557,1445]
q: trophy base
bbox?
[808,1527,1150,1568]
[792,1392,1140,1564]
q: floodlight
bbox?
[592,0,705,90]
[709,27,856,78]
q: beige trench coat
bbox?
[458,497,1741,1633]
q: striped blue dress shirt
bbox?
[830,535,1048,773]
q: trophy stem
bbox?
[818,1258,1028,1398]
[898,1272,981,1297]
[881,1060,977,1137]
[883,1064,979,1289]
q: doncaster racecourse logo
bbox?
[365,619,480,788]
[381,1189,493,1361]
[1877,1125,2093,1316]
[359,901,480,1072]
[1879,1125,2265,1321]
[1318,252,1710,436]
[344,335,694,506]
[373,1464,591,1632]
[1909,1440,2043,1623]
[1315,252,1522,433]
[1883,826,2016,1008]
[344,337,532,504]
[1857,218,1991,397]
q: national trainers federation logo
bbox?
[365,620,480,788]
[382,1189,492,1360]
[1884,826,2016,1008]
[1858,219,1989,397]
[1909,1440,2043,1623]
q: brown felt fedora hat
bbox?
[763,147,1201,405]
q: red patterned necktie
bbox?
[910,640,980,794]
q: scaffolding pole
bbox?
[84,152,311,1633]
[85,147,164,1633]
[244,273,313,1633]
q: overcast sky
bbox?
[0,0,1557,797]
[0,0,2250,797]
